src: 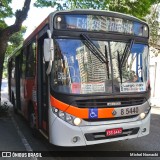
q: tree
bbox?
[0,0,31,103]
[6,27,26,56]
[2,27,26,78]
[34,0,157,20]
[146,4,160,47]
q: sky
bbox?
[5,0,55,39]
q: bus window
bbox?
[52,40,71,93]
[52,39,112,94]
[20,49,27,78]
[26,42,36,78]
[11,60,15,79]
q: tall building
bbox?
[76,45,107,83]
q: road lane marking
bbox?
[11,116,38,160]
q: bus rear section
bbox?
[8,10,151,146]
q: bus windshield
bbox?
[51,38,149,94]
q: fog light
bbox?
[73,136,79,143]
[142,128,146,133]
[140,113,146,119]
[73,118,82,126]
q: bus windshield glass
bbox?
[51,38,149,94]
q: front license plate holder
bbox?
[106,128,123,137]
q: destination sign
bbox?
[54,14,148,37]
[76,16,133,34]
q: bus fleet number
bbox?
[121,107,139,116]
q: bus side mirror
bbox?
[43,38,54,75]
[43,39,54,62]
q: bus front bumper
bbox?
[49,111,150,146]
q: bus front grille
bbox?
[75,97,146,108]
[85,127,139,141]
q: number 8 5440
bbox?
[120,107,139,116]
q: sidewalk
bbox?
[0,79,26,151]
[0,110,27,151]
[150,97,160,108]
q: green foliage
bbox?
[0,0,13,30]
[146,4,160,45]
[108,0,152,20]
[0,0,13,18]
[34,0,158,20]
[2,26,26,78]
[34,0,64,10]
[6,26,26,56]
[0,20,7,30]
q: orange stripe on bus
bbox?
[50,95,88,118]
[98,108,114,118]
[50,95,115,119]
[50,96,69,111]
[66,107,88,119]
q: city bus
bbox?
[8,10,151,146]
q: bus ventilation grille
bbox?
[85,127,139,141]
[75,97,146,108]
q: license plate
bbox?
[120,107,139,116]
[106,128,123,137]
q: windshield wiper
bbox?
[105,45,110,79]
[121,39,134,67]
[117,39,134,84]
[117,51,122,84]
[80,33,110,79]
[80,33,106,63]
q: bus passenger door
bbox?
[15,55,21,111]
[37,36,49,135]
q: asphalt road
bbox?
[0,79,160,160]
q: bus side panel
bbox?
[15,56,21,110]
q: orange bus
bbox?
[8,10,151,146]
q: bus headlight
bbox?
[74,118,82,126]
[58,111,65,120]
[52,107,82,126]
[139,106,151,120]
[66,114,73,124]
[139,113,146,119]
